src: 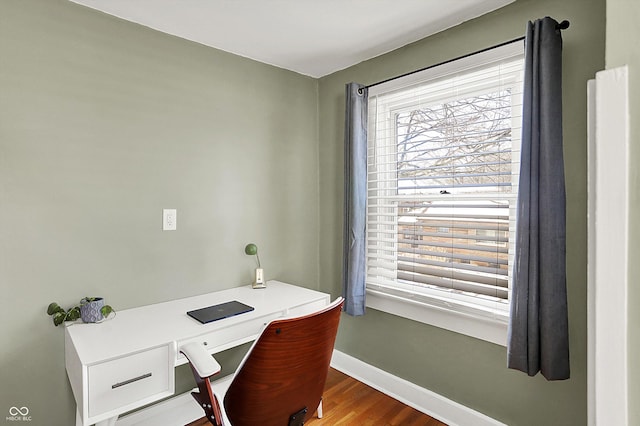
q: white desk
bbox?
[64,281,330,426]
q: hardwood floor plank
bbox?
[187,368,447,426]
[307,369,446,426]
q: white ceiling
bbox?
[69,0,515,78]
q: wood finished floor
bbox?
[187,368,447,426]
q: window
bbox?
[365,42,524,345]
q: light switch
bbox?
[163,209,177,231]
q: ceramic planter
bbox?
[80,297,104,323]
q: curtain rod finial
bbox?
[557,20,570,30]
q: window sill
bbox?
[366,289,508,346]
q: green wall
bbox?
[605,0,640,423]
[1,0,616,424]
[0,0,318,424]
[318,0,605,424]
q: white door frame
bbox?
[587,66,629,426]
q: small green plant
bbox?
[46,302,80,326]
[46,297,115,326]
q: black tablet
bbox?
[187,300,254,324]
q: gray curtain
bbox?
[507,17,570,380]
[342,82,368,316]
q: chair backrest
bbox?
[223,297,343,426]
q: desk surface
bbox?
[65,281,331,426]
[66,281,330,365]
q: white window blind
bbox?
[366,42,524,323]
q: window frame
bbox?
[365,41,525,346]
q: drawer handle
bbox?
[112,373,153,389]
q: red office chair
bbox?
[181,297,343,426]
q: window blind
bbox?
[366,48,524,315]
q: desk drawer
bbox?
[88,345,172,418]
[177,313,282,361]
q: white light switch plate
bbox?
[163,209,177,231]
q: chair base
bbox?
[288,407,307,426]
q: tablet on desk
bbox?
[187,300,254,324]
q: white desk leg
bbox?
[74,407,117,426]
[76,407,83,426]
[95,417,117,426]
[317,398,323,419]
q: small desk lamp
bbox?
[245,243,266,289]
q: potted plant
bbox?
[47,297,115,326]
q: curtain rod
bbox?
[360,20,570,93]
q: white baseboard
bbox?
[330,350,506,426]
